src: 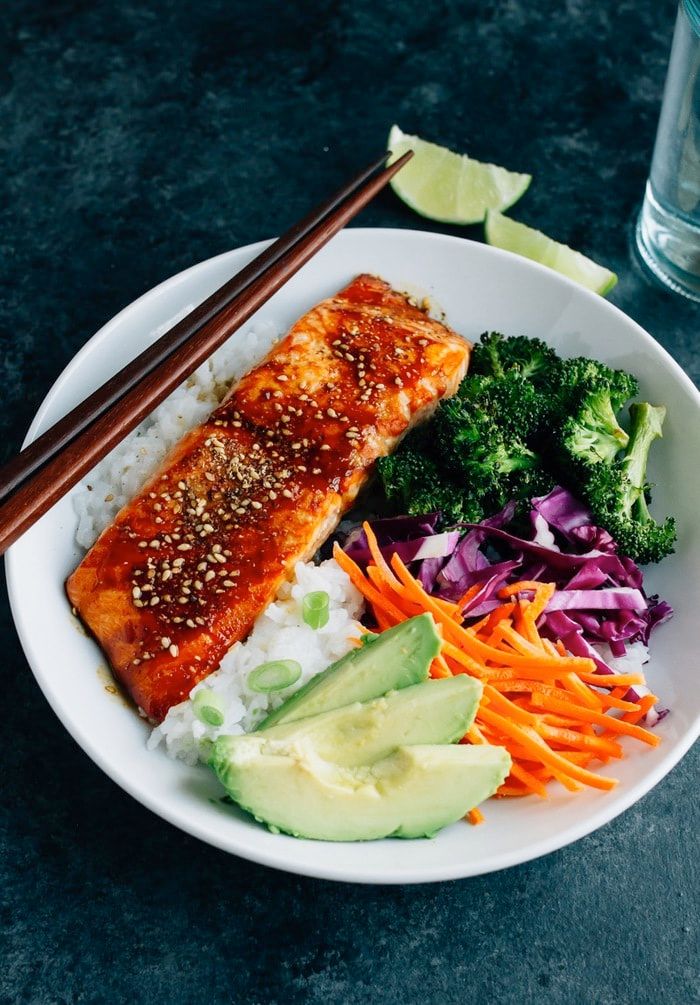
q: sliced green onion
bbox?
[248,659,302,693]
[192,688,226,727]
[302,590,330,630]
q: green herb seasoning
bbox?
[302,590,330,630]
[248,659,302,693]
[192,688,226,727]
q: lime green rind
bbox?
[484,210,618,296]
[387,125,531,226]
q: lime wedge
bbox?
[485,210,618,295]
[387,125,531,225]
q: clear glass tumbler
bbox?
[636,0,700,300]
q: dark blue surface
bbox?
[1,2,698,1002]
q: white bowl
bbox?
[7,229,699,884]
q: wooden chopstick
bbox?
[0,150,413,554]
[0,151,392,504]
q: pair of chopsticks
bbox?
[0,149,412,555]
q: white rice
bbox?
[148,558,364,764]
[71,313,364,764]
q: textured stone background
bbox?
[1,2,698,1003]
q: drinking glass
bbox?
[636,0,700,300]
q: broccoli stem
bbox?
[591,392,630,452]
[620,402,666,510]
[497,447,539,474]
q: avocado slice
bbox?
[257,676,482,767]
[258,613,440,730]
[211,739,511,841]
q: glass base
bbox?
[635,185,700,302]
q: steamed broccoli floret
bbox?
[507,466,557,508]
[434,397,539,490]
[376,439,437,511]
[456,372,549,440]
[470,332,560,385]
[376,438,481,524]
[553,357,639,412]
[583,402,676,564]
[558,387,630,467]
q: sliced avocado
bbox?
[258,676,482,767]
[258,614,440,730]
[211,739,511,841]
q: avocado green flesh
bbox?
[257,613,440,730]
[211,740,511,841]
[256,676,482,767]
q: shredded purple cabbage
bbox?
[342,487,672,719]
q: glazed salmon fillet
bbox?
[66,274,470,722]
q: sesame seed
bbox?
[312,468,321,474]
[132,587,142,599]
[282,489,293,499]
[277,374,288,382]
[327,408,337,418]
[320,444,331,451]
[223,580,235,587]
[149,539,160,549]
[251,500,262,509]
[269,490,277,500]
[205,570,216,582]
[138,541,148,549]
[161,636,171,649]
[176,543,193,552]
[214,553,227,564]
[169,644,179,657]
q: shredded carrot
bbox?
[529,693,660,746]
[467,807,485,825]
[577,671,645,687]
[457,583,484,609]
[621,694,658,726]
[333,527,662,810]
